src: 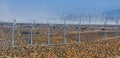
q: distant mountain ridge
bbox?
[104,9,120,16]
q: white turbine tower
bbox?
[12,19,16,47]
[30,19,35,46]
[78,18,81,43]
[116,16,119,37]
[104,16,107,39]
[63,15,67,44]
[47,20,51,45]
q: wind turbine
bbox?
[12,19,16,47]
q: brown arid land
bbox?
[0,23,120,58]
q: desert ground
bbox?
[0,23,120,58]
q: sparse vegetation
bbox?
[0,23,120,58]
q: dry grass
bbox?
[0,25,120,58]
[0,38,120,58]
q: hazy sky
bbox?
[0,0,120,22]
